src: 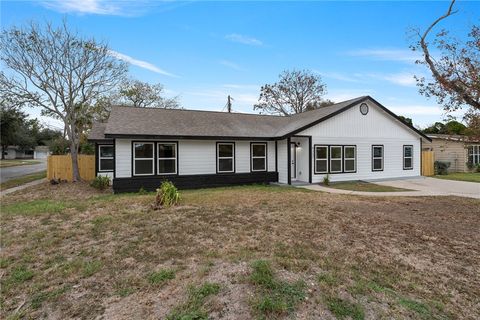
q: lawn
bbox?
[0,159,42,168]
[434,172,480,183]
[1,183,479,319]
[327,181,412,192]
[0,171,47,191]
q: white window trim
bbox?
[314,146,328,174]
[217,142,235,173]
[329,146,343,173]
[403,145,413,170]
[343,146,356,173]
[133,142,155,176]
[251,143,267,172]
[98,145,114,172]
[469,145,480,165]
[372,145,384,171]
[157,142,177,175]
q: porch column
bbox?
[308,136,312,183]
[287,137,291,185]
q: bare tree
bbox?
[254,70,328,116]
[0,21,127,181]
[412,0,480,112]
[117,79,179,108]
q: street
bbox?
[0,159,47,182]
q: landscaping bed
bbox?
[1,183,479,319]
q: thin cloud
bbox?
[368,72,417,87]
[219,60,245,71]
[315,71,359,83]
[39,0,189,16]
[346,49,420,63]
[225,33,263,46]
[109,50,178,77]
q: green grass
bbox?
[327,181,412,192]
[433,172,480,183]
[399,298,432,318]
[148,269,175,285]
[2,199,66,215]
[0,160,41,168]
[249,260,306,318]
[326,297,365,320]
[317,272,339,286]
[166,282,221,320]
[0,171,46,191]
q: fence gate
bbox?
[47,155,95,181]
[421,151,434,176]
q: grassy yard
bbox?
[327,181,412,192]
[434,172,480,183]
[0,159,42,168]
[1,183,479,319]
[0,171,47,191]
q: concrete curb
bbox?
[0,178,46,197]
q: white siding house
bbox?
[88,96,431,193]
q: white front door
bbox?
[290,143,296,180]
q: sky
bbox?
[1,0,479,130]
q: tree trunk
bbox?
[70,143,81,182]
[1,145,5,160]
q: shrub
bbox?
[79,142,94,155]
[434,161,450,175]
[323,174,330,186]
[49,137,69,155]
[476,164,480,173]
[153,181,180,209]
[90,175,110,190]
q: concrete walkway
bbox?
[299,177,480,199]
[0,178,46,196]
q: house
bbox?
[3,146,34,160]
[423,134,480,172]
[88,96,431,193]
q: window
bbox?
[344,146,356,172]
[403,145,413,170]
[133,142,154,176]
[217,143,234,173]
[251,143,267,171]
[330,146,343,173]
[372,145,383,171]
[98,145,114,172]
[314,146,328,173]
[158,143,177,175]
[468,145,480,165]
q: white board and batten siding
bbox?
[298,101,422,183]
[115,139,276,178]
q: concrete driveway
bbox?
[0,159,47,183]
[375,177,480,199]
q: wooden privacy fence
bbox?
[47,155,95,181]
[421,151,435,176]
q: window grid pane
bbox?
[133,143,154,175]
[218,143,234,172]
[372,146,383,171]
[330,146,342,172]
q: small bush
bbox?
[90,175,110,190]
[323,174,330,186]
[153,181,180,209]
[79,142,95,155]
[434,161,450,175]
[476,164,480,173]
[49,137,69,155]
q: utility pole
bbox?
[227,95,233,113]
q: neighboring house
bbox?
[423,134,480,172]
[34,146,50,159]
[88,96,431,193]
[3,146,34,160]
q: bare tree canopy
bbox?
[411,0,480,113]
[0,20,127,181]
[254,70,328,116]
[117,78,180,108]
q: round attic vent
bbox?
[360,103,369,115]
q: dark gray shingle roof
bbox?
[89,96,367,140]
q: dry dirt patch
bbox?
[1,183,479,319]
